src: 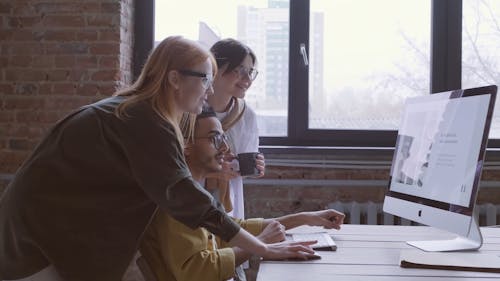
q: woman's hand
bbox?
[255,153,265,178]
[303,209,345,230]
[261,240,318,261]
[257,220,286,243]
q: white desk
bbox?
[257,225,500,280]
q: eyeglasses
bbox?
[179,70,214,89]
[233,66,259,81]
[194,133,228,150]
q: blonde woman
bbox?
[0,36,315,281]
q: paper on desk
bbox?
[400,249,500,273]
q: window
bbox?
[308,1,430,131]
[154,0,290,137]
[462,0,500,138]
[138,0,500,148]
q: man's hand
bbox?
[257,220,286,243]
[303,209,345,230]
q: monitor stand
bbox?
[406,216,483,252]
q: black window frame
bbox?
[135,0,500,149]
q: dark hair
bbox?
[210,38,257,75]
[180,106,217,141]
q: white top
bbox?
[216,104,259,219]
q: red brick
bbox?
[0,30,12,41]
[53,83,76,95]
[90,43,119,55]
[76,30,99,41]
[81,3,101,13]
[294,186,340,201]
[3,97,45,110]
[0,83,14,95]
[8,16,41,28]
[34,3,82,14]
[99,30,119,41]
[76,56,98,68]
[301,169,328,179]
[9,138,38,151]
[55,56,75,68]
[38,83,52,95]
[45,42,89,55]
[324,170,352,180]
[36,30,76,41]
[350,169,376,180]
[46,70,69,81]
[2,124,46,138]
[99,56,119,68]
[0,110,15,122]
[42,15,85,28]
[0,139,6,150]
[67,69,90,81]
[8,56,31,67]
[5,43,43,55]
[0,3,12,14]
[10,30,33,41]
[482,170,500,181]
[101,3,121,13]
[0,151,30,173]
[12,3,35,15]
[15,110,64,124]
[32,56,54,68]
[14,83,38,95]
[5,69,45,81]
[44,96,91,110]
[98,82,117,96]
[91,70,117,81]
[372,169,390,180]
[86,14,119,27]
[0,56,7,68]
[244,185,291,200]
[76,83,99,96]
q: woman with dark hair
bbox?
[0,36,314,281]
[206,38,263,220]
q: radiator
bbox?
[327,201,500,226]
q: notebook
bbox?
[287,232,337,251]
[400,249,500,273]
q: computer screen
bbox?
[383,85,497,251]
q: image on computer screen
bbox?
[384,85,497,251]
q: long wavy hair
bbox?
[114,36,217,146]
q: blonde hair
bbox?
[180,112,196,143]
[114,36,217,146]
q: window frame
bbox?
[135,0,500,149]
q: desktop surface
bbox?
[257,224,500,281]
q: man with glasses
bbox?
[138,107,345,281]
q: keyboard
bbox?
[288,232,337,251]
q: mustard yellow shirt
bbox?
[140,211,263,281]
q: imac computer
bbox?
[383,85,497,252]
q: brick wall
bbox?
[0,0,134,192]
